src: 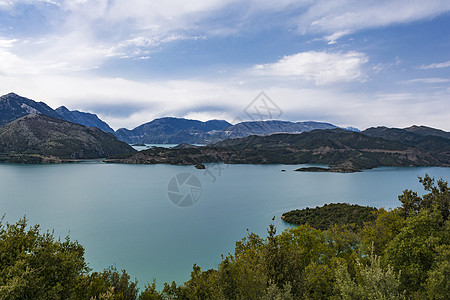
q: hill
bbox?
[105,128,450,171]
[404,125,450,139]
[0,114,134,162]
[363,126,450,152]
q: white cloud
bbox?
[299,0,450,42]
[0,0,449,132]
[2,70,449,131]
[324,31,351,44]
[0,35,114,76]
[417,60,450,70]
[1,0,449,61]
[401,78,450,84]
[252,51,368,85]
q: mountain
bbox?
[0,93,61,125]
[363,126,450,153]
[215,120,339,140]
[0,114,135,162]
[0,93,113,133]
[403,125,450,139]
[105,128,450,171]
[114,117,232,144]
[114,118,347,144]
[55,106,114,133]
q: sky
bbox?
[0,0,449,131]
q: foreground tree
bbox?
[1,174,448,299]
[0,217,88,299]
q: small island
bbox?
[282,203,378,230]
[294,167,360,173]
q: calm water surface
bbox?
[0,161,449,288]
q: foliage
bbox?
[0,217,88,299]
[0,217,139,300]
[398,174,449,221]
[282,203,377,230]
[106,128,450,170]
[334,253,404,300]
[1,174,448,299]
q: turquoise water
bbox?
[0,161,449,288]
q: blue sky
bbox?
[0,0,449,130]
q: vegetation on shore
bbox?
[0,174,448,299]
[281,203,378,230]
[294,166,361,173]
[105,129,450,172]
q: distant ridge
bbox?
[55,106,114,133]
[114,117,232,144]
[404,125,450,139]
[363,126,450,152]
[113,118,350,144]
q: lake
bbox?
[0,161,449,288]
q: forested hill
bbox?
[0,114,135,162]
[105,128,450,171]
[363,126,450,152]
[281,203,378,230]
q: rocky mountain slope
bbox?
[114,117,232,144]
[0,114,134,162]
[55,106,114,133]
[114,118,350,144]
[0,93,60,125]
[0,93,113,133]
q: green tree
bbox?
[399,174,449,221]
[0,217,88,300]
[425,243,450,299]
[334,253,404,300]
[360,208,404,255]
[139,279,163,300]
[384,210,443,296]
[76,266,139,300]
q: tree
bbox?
[360,208,404,255]
[139,279,163,300]
[0,217,88,300]
[384,210,443,296]
[399,174,449,221]
[334,253,404,300]
[425,244,450,299]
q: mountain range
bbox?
[1,92,449,168]
[114,117,232,144]
[106,127,450,171]
[0,93,360,145]
[114,119,355,144]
